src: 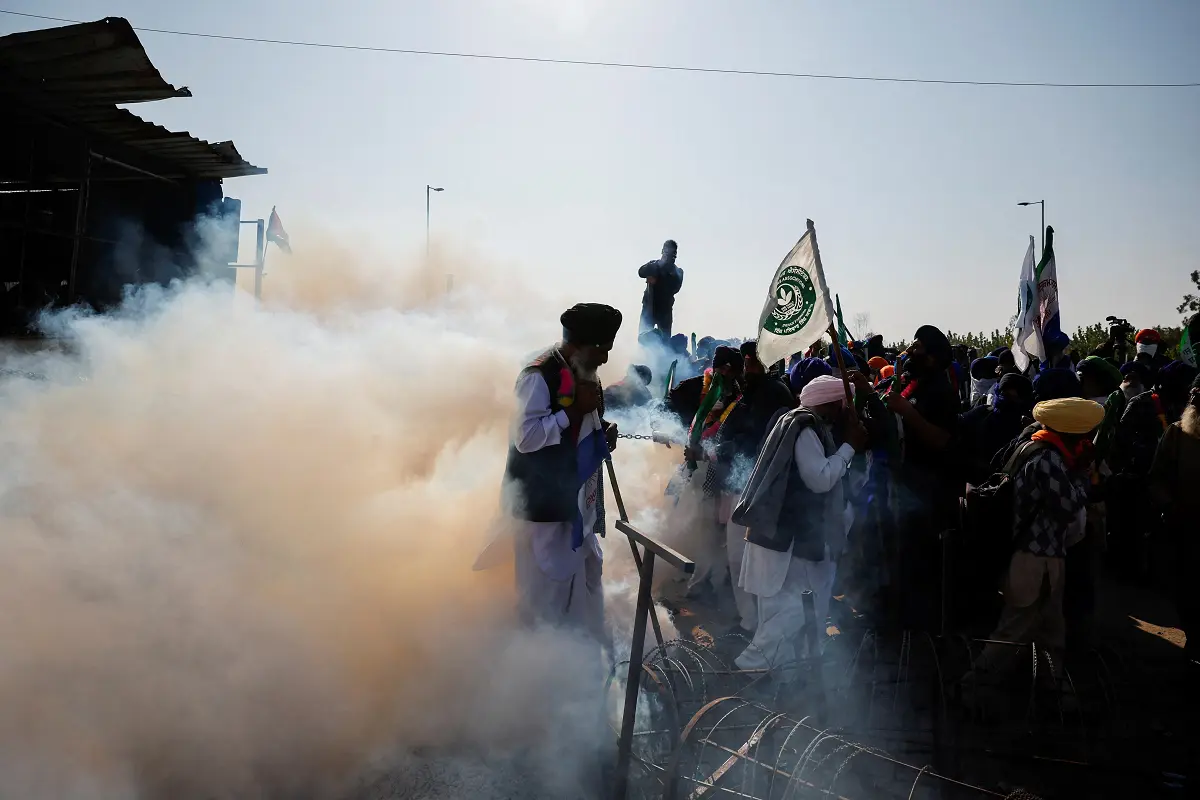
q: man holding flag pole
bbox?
[729,220,869,676]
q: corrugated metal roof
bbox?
[0,17,265,180]
[77,106,267,179]
[0,17,190,105]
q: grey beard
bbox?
[1181,405,1200,439]
[568,351,598,383]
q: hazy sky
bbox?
[4,1,1199,343]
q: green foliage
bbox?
[1178,270,1200,320]
[883,315,1188,361]
[1070,323,1109,356]
[1072,322,1183,360]
[944,327,1014,353]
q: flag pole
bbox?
[806,219,855,407]
[254,217,266,301]
[258,240,269,300]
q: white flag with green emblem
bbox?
[756,226,836,369]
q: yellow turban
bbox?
[1032,398,1105,435]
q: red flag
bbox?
[265,207,291,254]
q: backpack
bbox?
[961,439,1049,580]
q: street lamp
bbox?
[1018,200,1045,258]
[426,185,444,259]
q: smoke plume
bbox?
[0,230,681,798]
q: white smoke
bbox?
[0,226,689,799]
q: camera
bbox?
[1106,316,1133,340]
[1106,316,1134,361]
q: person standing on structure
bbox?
[638,240,684,337]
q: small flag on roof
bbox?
[266,207,291,254]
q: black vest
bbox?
[745,411,844,562]
[502,349,584,523]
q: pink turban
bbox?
[799,374,852,408]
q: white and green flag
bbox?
[1181,314,1199,368]
[756,222,836,369]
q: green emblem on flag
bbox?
[763,264,817,337]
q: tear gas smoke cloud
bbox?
[0,228,684,798]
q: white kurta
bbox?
[509,367,606,642]
[735,428,855,675]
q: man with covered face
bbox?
[730,375,869,677]
[499,303,622,641]
[638,239,685,337]
[1149,373,1200,661]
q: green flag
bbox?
[687,373,725,471]
[663,359,678,398]
[1181,314,1199,368]
[834,294,851,346]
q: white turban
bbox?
[799,374,853,408]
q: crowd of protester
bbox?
[495,244,1199,713]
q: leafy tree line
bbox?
[882,273,1199,360]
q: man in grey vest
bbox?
[729,375,868,678]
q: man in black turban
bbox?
[562,302,622,357]
[488,302,623,642]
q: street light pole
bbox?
[1018,200,1045,259]
[426,185,443,260]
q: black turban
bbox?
[561,303,622,348]
[971,356,1000,379]
[865,334,885,360]
[913,325,952,368]
[1033,368,1081,403]
[740,340,758,359]
[1157,361,1199,401]
[712,346,742,371]
[998,372,1034,405]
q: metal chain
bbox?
[617,432,655,441]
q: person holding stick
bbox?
[498,303,622,641]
